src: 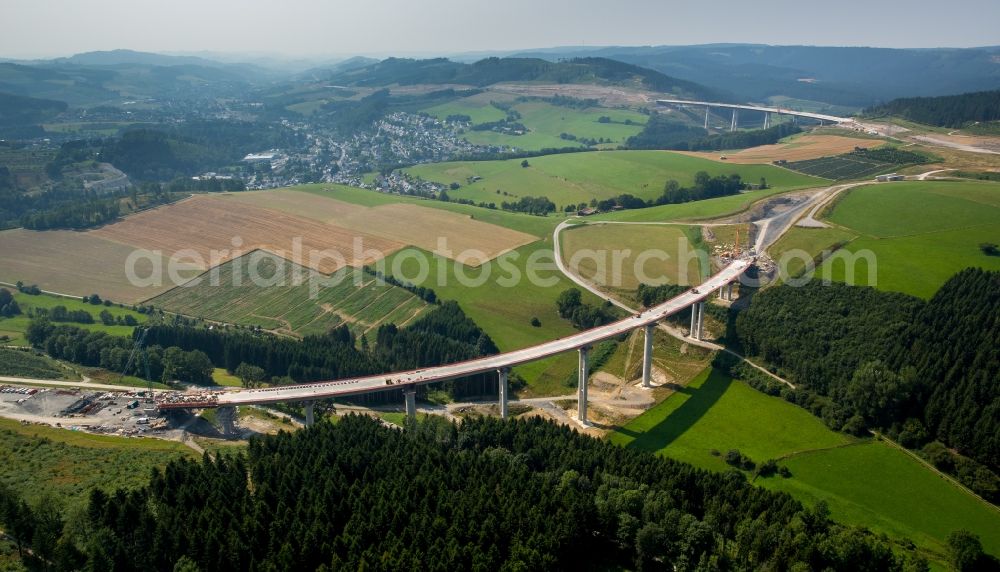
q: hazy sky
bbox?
[4,0,999,59]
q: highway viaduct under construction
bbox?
[157,258,753,429]
[656,98,853,131]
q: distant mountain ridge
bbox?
[323,56,722,100]
[505,44,1000,108]
[52,49,228,68]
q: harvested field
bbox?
[0,228,189,302]
[226,189,536,265]
[93,195,405,273]
[679,134,883,164]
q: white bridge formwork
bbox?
[657,98,853,131]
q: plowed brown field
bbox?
[93,195,405,273]
[227,190,536,264]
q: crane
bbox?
[119,327,153,401]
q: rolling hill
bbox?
[509,44,1000,109]
[322,56,720,100]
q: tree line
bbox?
[556,288,618,329]
[23,301,501,401]
[734,269,1000,501]
[0,288,20,317]
[657,172,747,205]
[866,89,1000,128]
[25,320,214,384]
[624,113,801,151]
[17,414,946,571]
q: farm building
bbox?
[875,173,905,182]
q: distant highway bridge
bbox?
[657,98,853,131]
[158,258,754,428]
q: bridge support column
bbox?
[689,303,699,337]
[731,109,738,131]
[641,323,654,388]
[403,388,416,422]
[498,368,509,419]
[303,401,315,427]
[763,112,770,129]
[578,346,590,426]
[696,302,705,340]
[704,106,710,129]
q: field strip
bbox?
[350,287,404,322]
[872,431,1000,513]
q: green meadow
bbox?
[289,183,562,237]
[560,223,705,294]
[609,369,851,470]
[0,417,194,510]
[819,180,1000,298]
[422,97,648,150]
[763,442,1000,562]
[0,290,147,346]
[608,367,1000,564]
[406,150,823,211]
[768,226,859,278]
[383,241,606,396]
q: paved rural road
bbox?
[917,168,955,180]
[791,183,862,230]
[0,375,154,393]
[551,220,793,388]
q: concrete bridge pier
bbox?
[763,112,770,129]
[217,406,237,438]
[731,109,738,131]
[704,106,710,129]
[303,401,315,427]
[403,388,417,421]
[498,368,509,419]
[719,282,735,301]
[689,303,699,337]
[689,302,705,340]
[641,323,654,388]
[696,302,705,339]
[578,346,590,426]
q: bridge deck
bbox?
[656,99,851,124]
[158,259,752,409]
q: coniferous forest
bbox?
[26,301,500,400]
[866,89,1000,128]
[19,415,925,571]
